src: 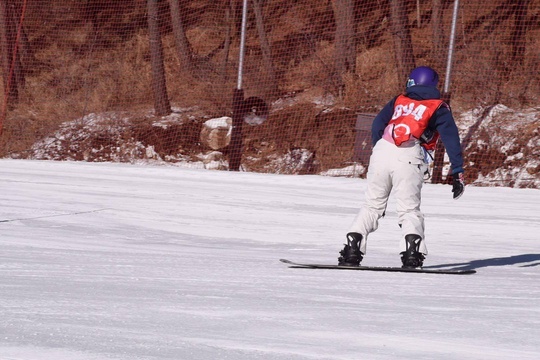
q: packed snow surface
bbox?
[1,159,539,360]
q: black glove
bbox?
[452,172,465,200]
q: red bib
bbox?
[383,95,443,147]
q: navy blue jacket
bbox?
[371,85,464,174]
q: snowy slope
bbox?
[1,159,539,360]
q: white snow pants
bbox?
[348,139,428,255]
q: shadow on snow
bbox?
[425,254,540,271]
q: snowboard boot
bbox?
[338,232,364,266]
[400,234,425,268]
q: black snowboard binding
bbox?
[401,234,425,268]
[338,232,364,266]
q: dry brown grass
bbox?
[0,0,538,188]
[242,102,357,173]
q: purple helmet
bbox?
[406,66,439,88]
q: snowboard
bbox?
[280,259,476,275]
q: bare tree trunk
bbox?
[431,0,445,68]
[9,2,24,89]
[389,0,415,86]
[332,0,356,96]
[252,0,278,95]
[221,0,233,81]
[0,0,20,108]
[416,0,421,28]
[168,0,194,72]
[228,88,244,171]
[147,0,171,116]
[511,0,530,65]
[16,22,32,69]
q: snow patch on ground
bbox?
[13,103,540,188]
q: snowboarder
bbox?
[338,66,465,268]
